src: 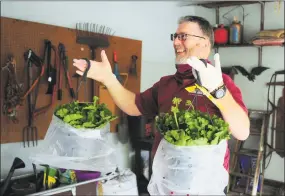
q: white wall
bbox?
[0,1,195,179]
[195,2,284,182]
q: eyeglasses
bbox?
[171,33,205,41]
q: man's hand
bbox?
[73,50,114,85]
[186,46,249,141]
[187,53,223,92]
[73,50,141,116]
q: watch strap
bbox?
[211,84,226,98]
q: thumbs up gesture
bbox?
[73,50,113,85]
[187,53,223,93]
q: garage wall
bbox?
[0,1,195,178]
[1,0,283,183]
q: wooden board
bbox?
[0,16,142,144]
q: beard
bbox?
[175,48,191,64]
[175,46,210,65]
[175,55,188,64]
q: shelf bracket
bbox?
[257,1,265,67]
[215,7,220,54]
[259,1,265,31]
[215,7,220,24]
[258,46,262,67]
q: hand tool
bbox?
[4,50,45,118]
[117,75,129,144]
[65,57,69,88]
[75,58,91,101]
[33,44,58,118]
[2,55,23,123]
[44,40,57,95]
[22,49,50,147]
[22,49,45,103]
[72,73,81,99]
[58,43,76,100]
[128,55,138,77]
[57,44,62,100]
[23,51,39,148]
[22,41,56,119]
[113,51,122,83]
[76,22,114,99]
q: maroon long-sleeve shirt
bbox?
[135,64,248,172]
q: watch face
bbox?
[215,89,225,99]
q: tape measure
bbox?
[185,84,224,111]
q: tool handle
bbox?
[58,57,62,100]
[46,41,52,75]
[65,56,69,71]
[82,58,91,81]
[26,49,43,67]
[75,58,91,99]
[69,88,75,99]
[58,89,62,100]
[113,51,117,62]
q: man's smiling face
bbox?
[173,21,210,64]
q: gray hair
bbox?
[178,16,214,48]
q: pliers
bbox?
[58,43,76,100]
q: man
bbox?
[73,16,250,172]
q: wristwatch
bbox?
[211,84,227,99]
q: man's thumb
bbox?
[101,50,109,63]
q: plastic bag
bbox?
[98,169,139,195]
[147,138,229,195]
[30,115,118,173]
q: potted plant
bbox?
[30,96,118,173]
[147,97,231,195]
[54,96,117,129]
[155,97,231,146]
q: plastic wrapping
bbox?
[147,138,229,195]
[30,115,117,173]
[99,169,139,195]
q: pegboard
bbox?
[0,17,142,144]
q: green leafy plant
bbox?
[54,96,117,129]
[155,97,231,146]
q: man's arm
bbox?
[73,50,156,117]
[104,75,141,116]
[104,74,160,118]
[215,75,250,141]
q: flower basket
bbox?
[147,97,231,195]
[30,96,118,173]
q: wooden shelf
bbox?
[214,43,256,48]
[214,43,284,48]
[266,81,285,86]
[184,1,260,9]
